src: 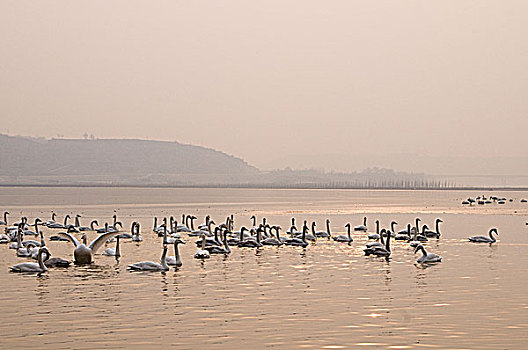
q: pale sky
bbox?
[1,1,527,170]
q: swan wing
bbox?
[89,231,121,254]
[56,231,80,247]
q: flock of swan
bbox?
[462,195,527,206]
[0,210,504,274]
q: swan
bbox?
[284,225,309,247]
[57,230,122,264]
[333,223,353,244]
[407,225,428,243]
[197,215,211,231]
[227,226,251,246]
[296,221,316,241]
[50,226,77,241]
[166,238,186,266]
[366,229,386,249]
[190,219,215,237]
[47,214,70,229]
[44,256,71,268]
[194,233,211,259]
[188,215,197,231]
[128,245,170,271]
[0,211,9,226]
[132,222,143,242]
[314,219,332,239]
[414,244,442,263]
[206,229,232,254]
[261,225,283,246]
[43,212,56,227]
[17,242,37,258]
[22,218,41,236]
[97,221,122,233]
[78,219,99,231]
[102,235,121,257]
[10,247,50,273]
[389,221,398,237]
[177,214,191,232]
[424,218,443,238]
[395,224,412,241]
[195,226,222,247]
[413,218,421,234]
[364,232,391,257]
[354,217,368,232]
[117,222,135,239]
[468,228,498,243]
[368,220,381,240]
[152,217,165,234]
[238,227,263,248]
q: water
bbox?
[0,187,527,349]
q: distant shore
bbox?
[1,183,527,191]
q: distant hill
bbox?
[0,134,473,188]
[0,135,258,185]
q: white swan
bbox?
[468,228,498,243]
[57,230,121,264]
[284,224,309,247]
[78,219,99,231]
[206,229,232,253]
[354,217,368,232]
[364,232,391,257]
[128,245,170,271]
[102,235,121,257]
[333,223,353,244]
[424,218,443,238]
[261,226,283,246]
[47,214,70,229]
[314,219,331,239]
[132,222,143,242]
[10,247,50,273]
[414,244,442,263]
[194,233,211,259]
[0,211,9,226]
[166,238,186,266]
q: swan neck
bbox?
[161,247,168,269]
[174,242,182,264]
[115,236,120,257]
[38,249,47,271]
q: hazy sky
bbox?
[1,1,527,170]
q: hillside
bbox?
[0,135,258,185]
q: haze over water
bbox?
[1,187,527,349]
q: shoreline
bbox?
[0,183,527,191]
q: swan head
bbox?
[437,218,443,223]
[391,221,398,226]
[114,221,123,229]
[490,228,499,235]
[345,223,350,228]
[173,239,186,245]
[413,244,424,254]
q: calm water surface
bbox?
[0,187,527,349]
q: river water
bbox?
[0,187,527,349]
